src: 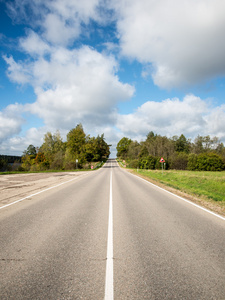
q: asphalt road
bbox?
[0,159,225,299]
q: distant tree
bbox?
[96,134,110,160]
[127,141,141,160]
[40,131,64,164]
[192,135,204,154]
[66,124,87,164]
[0,159,8,171]
[23,145,37,158]
[173,134,190,153]
[116,137,132,159]
[50,150,65,170]
[84,135,110,162]
[21,155,35,171]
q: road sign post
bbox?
[159,157,165,174]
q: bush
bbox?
[188,153,225,171]
[139,156,156,169]
[128,159,139,168]
[187,153,198,170]
[170,152,189,170]
[50,151,64,170]
[0,159,8,171]
[17,166,25,172]
[155,157,164,170]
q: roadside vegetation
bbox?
[117,132,225,214]
[117,132,225,171]
[0,124,110,173]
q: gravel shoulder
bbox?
[0,172,89,208]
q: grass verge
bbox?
[130,169,225,217]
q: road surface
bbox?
[0,159,225,299]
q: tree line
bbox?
[21,124,110,171]
[116,132,225,171]
[0,155,21,172]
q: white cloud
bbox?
[0,127,47,156]
[0,104,25,142]
[3,0,225,157]
[4,45,134,130]
[7,0,105,46]
[111,0,225,89]
[205,105,225,140]
[3,55,32,85]
[1,94,225,156]
[20,30,51,57]
[116,94,225,141]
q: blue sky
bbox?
[1,0,225,157]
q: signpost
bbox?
[159,157,165,174]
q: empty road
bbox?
[0,159,225,299]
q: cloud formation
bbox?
[2,0,225,156]
[4,44,135,131]
[116,94,225,141]
[112,0,225,88]
[0,104,24,142]
[6,0,104,46]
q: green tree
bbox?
[143,133,174,159]
[127,141,141,160]
[0,159,8,171]
[116,137,132,159]
[85,134,110,162]
[66,124,87,164]
[23,144,37,157]
[22,145,37,171]
[173,134,190,153]
[40,131,64,164]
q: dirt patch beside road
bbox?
[0,172,89,208]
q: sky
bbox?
[1,0,225,158]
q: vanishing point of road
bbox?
[0,159,225,299]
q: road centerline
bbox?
[104,163,114,300]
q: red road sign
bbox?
[160,157,165,163]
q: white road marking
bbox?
[104,165,114,300]
[125,168,225,221]
[0,173,89,210]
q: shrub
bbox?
[187,153,198,170]
[188,152,225,171]
[128,159,139,168]
[170,152,189,170]
[139,156,156,169]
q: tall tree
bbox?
[23,144,37,157]
[174,134,190,153]
[66,124,86,163]
[40,131,64,164]
[116,137,132,159]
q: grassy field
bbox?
[132,169,225,204]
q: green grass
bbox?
[134,169,225,202]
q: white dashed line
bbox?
[104,164,114,300]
